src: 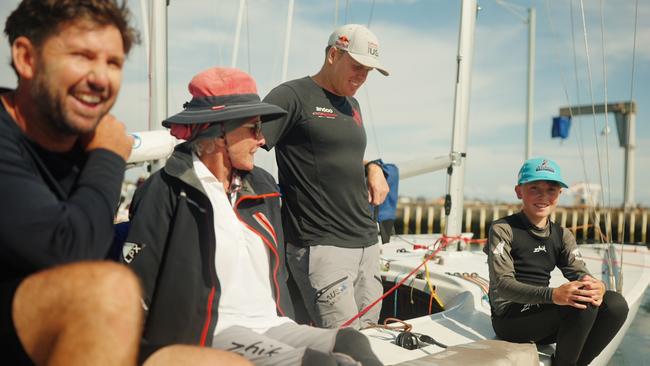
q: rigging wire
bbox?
[545,1,612,244]
[568,1,592,204]
[340,236,449,328]
[245,0,251,74]
[345,0,350,24]
[577,0,607,210]
[570,1,611,243]
[569,1,593,212]
[598,0,612,221]
[576,1,618,292]
[367,0,376,28]
[547,0,633,291]
[617,0,640,292]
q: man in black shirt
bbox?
[262,24,389,329]
[0,1,249,365]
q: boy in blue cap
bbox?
[485,158,628,366]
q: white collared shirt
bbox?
[193,154,292,335]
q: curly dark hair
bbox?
[4,0,140,55]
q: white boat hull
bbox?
[364,235,650,365]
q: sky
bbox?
[0,0,648,207]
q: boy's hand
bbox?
[579,275,606,306]
[552,281,592,309]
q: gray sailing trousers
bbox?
[286,243,383,329]
[212,323,367,366]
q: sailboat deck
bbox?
[364,235,650,365]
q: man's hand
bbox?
[80,114,133,161]
[552,281,593,309]
[366,163,389,205]
[579,275,606,306]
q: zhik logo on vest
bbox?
[533,245,547,254]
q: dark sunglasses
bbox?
[242,120,262,137]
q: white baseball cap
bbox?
[327,24,389,76]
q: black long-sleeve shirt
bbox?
[486,211,590,317]
[0,91,125,281]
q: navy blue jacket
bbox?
[0,89,124,282]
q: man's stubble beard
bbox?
[30,66,106,137]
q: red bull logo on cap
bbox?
[335,35,350,49]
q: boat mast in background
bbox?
[444,0,478,247]
[496,1,536,160]
[148,0,168,171]
[281,0,295,83]
[232,0,245,68]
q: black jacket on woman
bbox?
[124,143,293,352]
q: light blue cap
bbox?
[517,157,568,188]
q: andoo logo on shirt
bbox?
[312,106,337,119]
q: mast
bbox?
[148,0,168,171]
[525,7,536,160]
[444,0,478,248]
[232,0,246,67]
[281,0,295,82]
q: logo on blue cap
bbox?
[517,158,568,188]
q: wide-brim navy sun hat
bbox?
[162,67,286,129]
[517,157,569,188]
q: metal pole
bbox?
[624,112,636,208]
[149,0,168,172]
[231,0,245,67]
[281,0,295,82]
[445,0,478,244]
[525,7,536,160]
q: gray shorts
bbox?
[212,323,349,366]
[286,243,382,329]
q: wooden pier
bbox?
[394,202,650,245]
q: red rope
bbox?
[340,235,467,328]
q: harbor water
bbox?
[609,286,650,365]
